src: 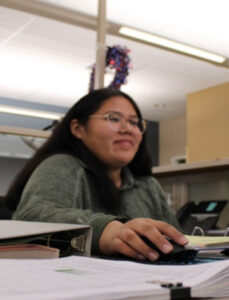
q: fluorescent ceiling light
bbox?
[0,105,64,120]
[119,26,226,64]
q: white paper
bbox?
[0,256,229,300]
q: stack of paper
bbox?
[1,256,229,300]
[0,244,59,259]
[186,235,229,248]
[186,235,229,258]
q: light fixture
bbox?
[119,26,226,64]
[0,105,64,120]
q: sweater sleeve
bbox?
[151,177,181,230]
[13,154,118,253]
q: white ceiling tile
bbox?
[0,1,229,123]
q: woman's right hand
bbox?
[99,218,188,261]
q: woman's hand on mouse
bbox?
[99,218,188,261]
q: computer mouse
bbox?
[140,236,197,262]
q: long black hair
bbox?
[5,88,152,211]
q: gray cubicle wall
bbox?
[0,156,28,196]
[145,120,159,167]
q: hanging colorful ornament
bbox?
[89,45,131,92]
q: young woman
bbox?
[5,88,187,261]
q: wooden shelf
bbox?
[153,158,229,177]
[0,125,51,139]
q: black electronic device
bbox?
[176,200,229,234]
[141,236,197,262]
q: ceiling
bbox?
[1,0,229,123]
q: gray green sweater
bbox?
[13,154,179,253]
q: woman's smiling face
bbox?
[70,96,143,171]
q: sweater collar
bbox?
[120,167,140,190]
[78,157,139,190]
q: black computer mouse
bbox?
[140,236,197,262]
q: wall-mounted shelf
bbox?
[0,125,51,138]
[153,158,229,177]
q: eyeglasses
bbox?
[89,113,147,134]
